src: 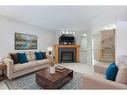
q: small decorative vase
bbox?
[49,66,55,74]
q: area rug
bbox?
[5,72,84,89]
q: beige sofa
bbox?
[3,51,49,79]
[79,63,127,89]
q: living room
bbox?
[0,5,127,91]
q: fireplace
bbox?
[58,48,76,63]
[55,45,80,64]
[61,51,74,62]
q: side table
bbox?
[0,63,7,81]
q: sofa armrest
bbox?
[3,58,14,79]
[79,74,127,89]
[94,64,108,74]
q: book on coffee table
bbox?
[55,65,65,72]
[56,68,66,72]
[55,65,65,70]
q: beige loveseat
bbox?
[79,61,127,89]
[3,51,49,79]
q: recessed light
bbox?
[66,31,69,34]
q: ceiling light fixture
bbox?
[103,24,116,30]
[61,29,75,34]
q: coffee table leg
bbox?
[1,69,4,76]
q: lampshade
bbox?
[47,47,53,51]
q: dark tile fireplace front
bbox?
[61,51,74,62]
[58,48,76,63]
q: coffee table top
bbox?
[36,67,73,83]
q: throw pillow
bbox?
[40,52,45,59]
[25,51,31,61]
[43,52,47,59]
[10,53,19,64]
[35,52,43,60]
[18,53,28,64]
[30,51,36,61]
[115,62,127,84]
[105,63,118,81]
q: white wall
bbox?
[116,21,127,63]
[80,36,87,51]
[87,27,92,64]
[0,16,55,58]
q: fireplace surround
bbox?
[55,34,80,63]
[54,45,80,63]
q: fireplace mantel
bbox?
[54,45,80,64]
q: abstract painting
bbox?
[15,33,37,50]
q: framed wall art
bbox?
[15,33,37,50]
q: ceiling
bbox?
[0,6,126,32]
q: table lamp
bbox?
[47,47,53,55]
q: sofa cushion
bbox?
[87,73,105,80]
[18,53,28,63]
[37,59,49,65]
[10,53,19,64]
[105,63,118,81]
[14,61,38,72]
[94,63,108,74]
[35,52,43,60]
[115,62,127,84]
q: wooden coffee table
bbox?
[36,67,73,89]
